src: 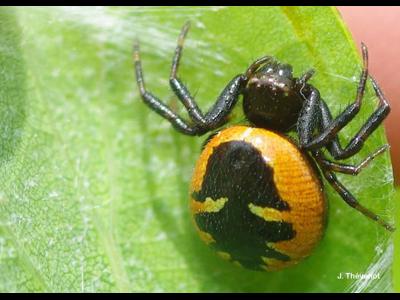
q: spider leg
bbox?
[298,69,316,86]
[244,55,274,78]
[134,22,247,136]
[314,144,388,175]
[332,77,390,159]
[313,152,395,232]
[300,43,370,151]
[295,68,322,145]
[168,21,207,126]
[168,21,247,131]
[297,87,322,146]
[133,40,199,135]
[317,77,390,160]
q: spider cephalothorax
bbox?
[243,59,309,132]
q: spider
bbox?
[133,21,394,271]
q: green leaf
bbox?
[394,187,400,292]
[0,6,395,292]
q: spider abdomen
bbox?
[190,126,327,271]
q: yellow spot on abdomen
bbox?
[261,256,298,272]
[248,203,287,222]
[217,251,231,261]
[198,230,215,245]
[191,197,228,214]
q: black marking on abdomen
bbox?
[192,140,295,270]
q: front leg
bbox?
[317,77,390,160]
[133,41,200,135]
[134,37,246,136]
[301,43,369,151]
[168,21,207,127]
[168,21,246,131]
[171,75,246,131]
[328,77,390,159]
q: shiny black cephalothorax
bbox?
[133,21,394,232]
[243,61,305,132]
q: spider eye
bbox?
[265,67,274,74]
[278,65,293,78]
